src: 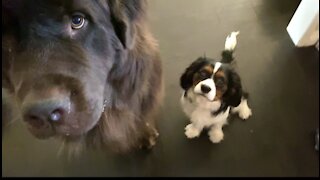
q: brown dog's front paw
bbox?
[139,124,159,150]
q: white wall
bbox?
[287,0,319,47]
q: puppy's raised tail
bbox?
[221,31,239,64]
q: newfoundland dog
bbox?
[2,0,163,154]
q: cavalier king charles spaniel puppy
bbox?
[180,31,252,143]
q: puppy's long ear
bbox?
[108,0,147,49]
[224,69,242,107]
[180,57,207,91]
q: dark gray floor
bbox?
[2,0,319,177]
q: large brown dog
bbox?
[2,0,163,154]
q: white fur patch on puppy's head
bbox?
[194,78,216,101]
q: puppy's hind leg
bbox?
[231,94,252,120]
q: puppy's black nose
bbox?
[201,84,211,93]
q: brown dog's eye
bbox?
[71,13,85,29]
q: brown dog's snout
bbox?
[23,98,70,127]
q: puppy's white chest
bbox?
[191,106,230,128]
[181,91,229,127]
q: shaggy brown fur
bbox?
[2,0,163,155]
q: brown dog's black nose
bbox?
[23,99,69,127]
[201,84,211,93]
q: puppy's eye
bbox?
[71,13,85,29]
[215,78,225,86]
[199,71,209,78]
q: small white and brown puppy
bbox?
[180,31,252,143]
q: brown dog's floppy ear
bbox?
[108,0,147,49]
[223,69,242,107]
[2,0,20,93]
[2,36,16,93]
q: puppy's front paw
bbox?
[185,124,200,139]
[239,107,252,120]
[209,129,224,143]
